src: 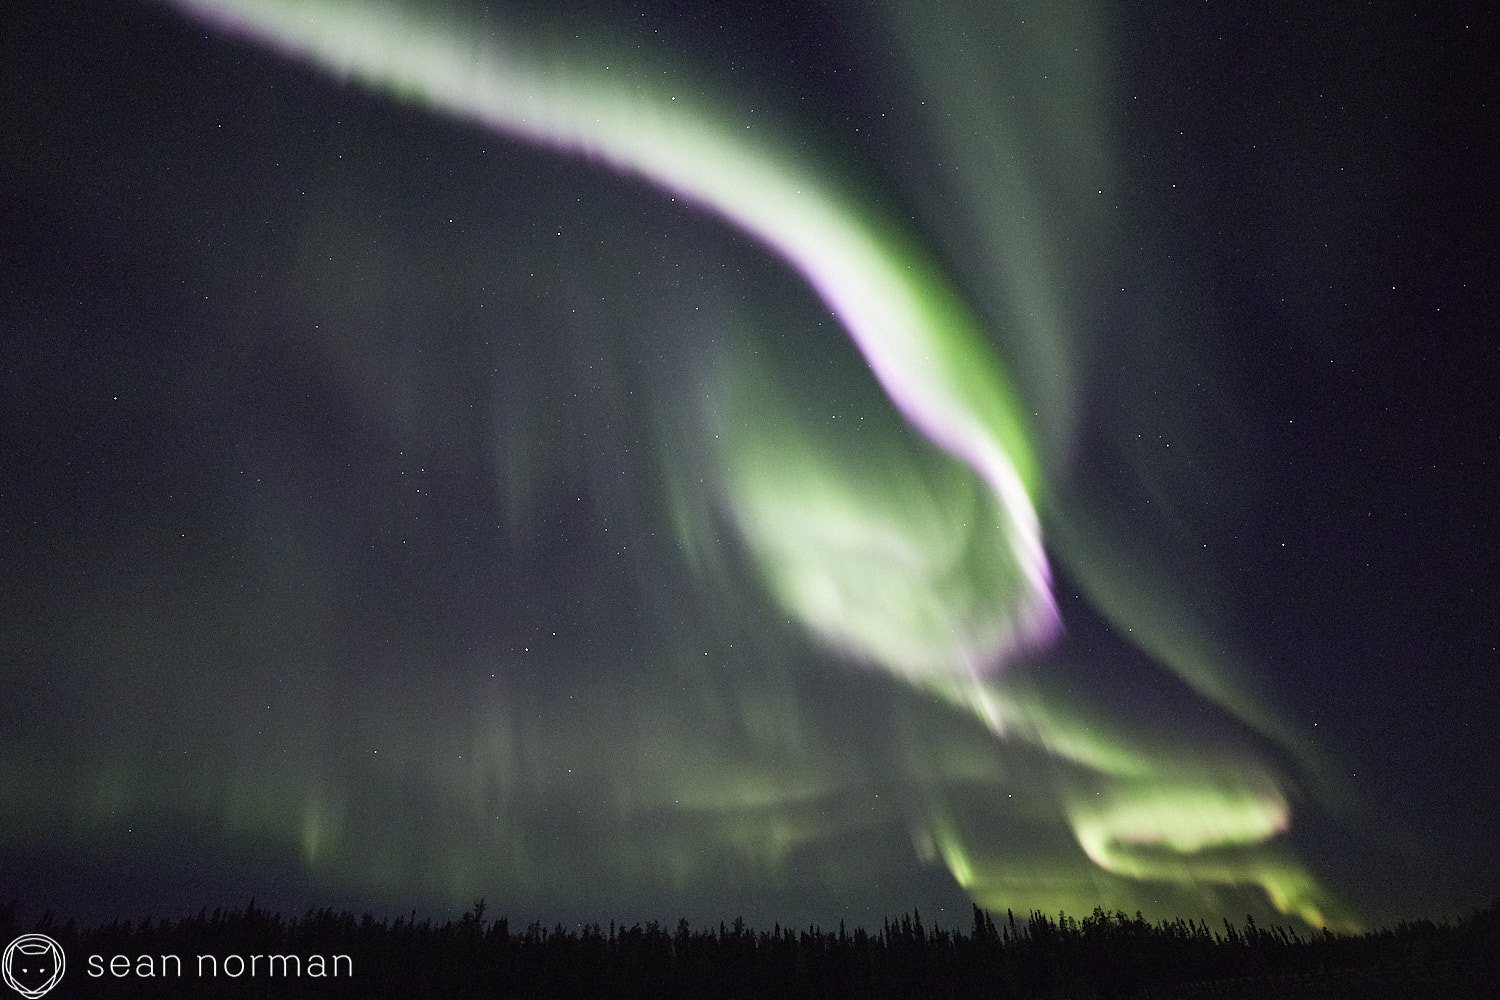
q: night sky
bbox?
[1,0,1494,933]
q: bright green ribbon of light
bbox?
[162,0,1347,928]
[173,0,1058,675]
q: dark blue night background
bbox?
[1,0,1494,936]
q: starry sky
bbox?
[1,0,1494,932]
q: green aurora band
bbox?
[13,0,1352,928]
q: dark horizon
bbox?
[4,896,1497,999]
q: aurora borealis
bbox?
[2,0,1494,933]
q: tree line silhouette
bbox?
[3,896,1495,998]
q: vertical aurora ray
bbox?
[129,0,1355,928]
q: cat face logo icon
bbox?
[2,935,65,999]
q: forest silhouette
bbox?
[4,896,1495,998]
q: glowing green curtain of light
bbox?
[160,0,1347,929]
